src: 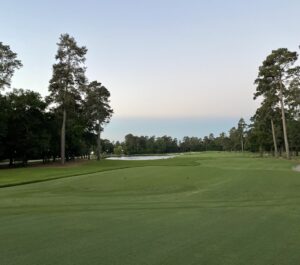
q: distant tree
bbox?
[146,136,156,153]
[0,42,22,90]
[114,145,123,156]
[287,119,300,156]
[287,70,300,118]
[228,127,240,151]
[180,136,204,152]
[122,134,179,154]
[254,48,298,159]
[101,139,114,154]
[286,66,300,155]
[215,132,231,151]
[85,81,113,160]
[124,134,138,154]
[237,118,246,152]
[48,34,87,164]
[252,97,281,157]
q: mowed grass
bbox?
[1,152,300,265]
[0,155,197,188]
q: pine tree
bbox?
[48,34,87,164]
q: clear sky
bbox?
[1,0,300,141]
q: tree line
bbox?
[114,47,300,158]
[0,34,113,166]
[1,37,300,163]
[112,119,247,155]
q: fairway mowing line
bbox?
[6,201,299,213]
[182,177,238,197]
[0,162,200,189]
[0,166,135,189]
[2,197,300,216]
[200,165,292,172]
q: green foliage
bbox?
[0,94,9,158]
[48,34,87,107]
[254,48,298,100]
[85,81,113,125]
[252,48,300,156]
[85,81,113,160]
[0,42,22,90]
[113,145,123,156]
[119,128,249,154]
[123,134,178,154]
[0,36,113,165]
[3,89,49,164]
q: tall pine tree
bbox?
[254,48,298,159]
[48,34,87,164]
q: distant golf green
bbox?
[1,152,300,265]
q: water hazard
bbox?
[106,155,176,161]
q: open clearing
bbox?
[1,152,300,265]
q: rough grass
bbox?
[1,152,300,265]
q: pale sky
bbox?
[1,0,300,140]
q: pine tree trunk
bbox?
[61,108,66,165]
[271,119,278,157]
[279,80,290,159]
[97,123,102,161]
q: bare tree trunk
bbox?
[61,108,66,165]
[279,80,290,159]
[271,119,278,157]
[97,123,102,161]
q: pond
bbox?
[106,155,176,161]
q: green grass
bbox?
[1,152,300,265]
[0,155,197,188]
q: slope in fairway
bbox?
[1,152,300,265]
